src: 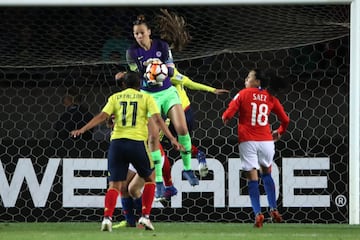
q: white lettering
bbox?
[0,157,331,208]
[171,158,225,208]
[228,158,279,207]
[63,158,107,208]
[282,157,330,207]
[0,158,60,207]
[252,93,267,101]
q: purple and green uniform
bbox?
[126,39,192,182]
[126,39,180,115]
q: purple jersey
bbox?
[126,39,173,92]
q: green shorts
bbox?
[142,86,181,116]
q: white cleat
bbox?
[199,162,209,177]
[138,216,155,231]
[101,218,112,232]
[197,150,208,177]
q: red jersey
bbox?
[222,87,289,142]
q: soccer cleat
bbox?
[101,217,112,232]
[197,150,208,177]
[183,170,199,186]
[163,185,178,200]
[254,213,264,228]
[159,198,169,208]
[112,220,136,229]
[270,209,283,223]
[138,216,155,231]
[154,182,165,201]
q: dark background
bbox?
[0,5,349,223]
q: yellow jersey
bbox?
[171,68,216,110]
[102,88,159,141]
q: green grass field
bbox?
[1,222,359,240]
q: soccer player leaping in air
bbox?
[126,13,199,197]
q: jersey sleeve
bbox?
[271,97,290,135]
[171,67,215,92]
[222,92,241,121]
[102,95,115,116]
[161,41,174,77]
[126,49,139,72]
[183,76,216,92]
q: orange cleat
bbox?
[254,213,264,228]
[270,209,283,223]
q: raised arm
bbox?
[70,112,109,138]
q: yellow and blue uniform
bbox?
[102,88,159,181]
[162,67,216,137]
[160,67,216,142]
[171,67,216,111]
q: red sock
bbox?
[162,154,173,187]
[142,182,155,216]
[159,144,173,187]
[191,145,199,157]
[104,188,119,218]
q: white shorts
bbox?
[238,141,275,171]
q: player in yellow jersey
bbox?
[70,72,182,231]
[107,73,174,228]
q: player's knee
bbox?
[176,127,188,136]
[128,188,141,199]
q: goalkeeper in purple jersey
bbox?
[126,14,199,197]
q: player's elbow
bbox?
[283,116,290,126]
[152,114,163,126]
[99,112,110,122]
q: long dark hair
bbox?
[155,9,191,51]
[253,68,288,94]
[132,10,191,52]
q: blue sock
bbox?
[133,197,142,215]
[248,180,261,214]
[121,197,135,225]
[261,173,277,209]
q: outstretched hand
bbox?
[70,129,84,138]
[171,139,185,152]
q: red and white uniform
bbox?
[222,87,289,142]
[222,87,289,170]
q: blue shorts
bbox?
[107,139,153,181]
